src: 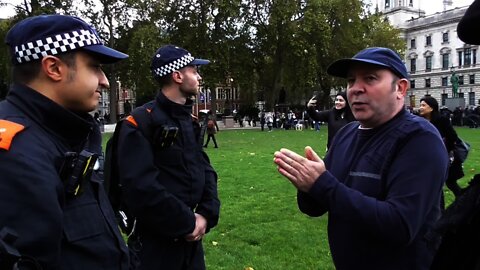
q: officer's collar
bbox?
[7,84,94,148]
[156,91,193,118]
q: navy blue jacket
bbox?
[297,110,449,270]
[0,84,129,269]
[117,92,220,270]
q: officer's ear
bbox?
[41,55,67,82]
[172,70,183,84]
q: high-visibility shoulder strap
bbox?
[0,119,25,151]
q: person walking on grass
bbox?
[204,110,219,148]
[274,47,448,270]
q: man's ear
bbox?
[396,78,409,99]
[41,56,65,82]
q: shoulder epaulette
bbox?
[0,119,25,151]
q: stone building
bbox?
[379,0,479,109]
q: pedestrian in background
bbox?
[307,92,355,150]
[116,45,220,270]
[204,110,219,148]
[274,47,448,269]
[419,96,464,199]
[0,14,129,269]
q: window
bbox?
[465,48,472,66]
[442,77,448,86]
[410,58,416,73]
[409,0,413,6]
[459,92,464,98]
[470,74,475,84]
[442,32,449,43]
[473,49,477,65]
[469,92,476,106]
[459,75,464,85]
[410,80,415,88]
[426,56,432,72]
[442,54,449,70]
[426,35,432,46]
[458,51,463,67]
[425,78,431,88]
[441,93,448,105]
[385,0,390,8]
[410,39,416,49]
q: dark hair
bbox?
[420,96,440,120]
[154,73,174,88]
[334,92,355,121]
[12,52,77,84]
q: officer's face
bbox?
[178,65,202,97]
[59,51,109,112]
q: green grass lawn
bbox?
[103,126,479,270]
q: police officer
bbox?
[0,15,129,269]
[116,45,220,269]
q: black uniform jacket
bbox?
[0,84,129,269]
[116,92,220,268]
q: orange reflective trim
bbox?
[0,120,25,151]
[146,108,152,113]
[125,115,138,127]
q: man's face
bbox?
[178,65,202,97]
[57,51,109,112]
[346,64,405,128]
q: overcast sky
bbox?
[0,0,476,19]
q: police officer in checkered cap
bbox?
[115,44,220,269]
[0,14,130,269]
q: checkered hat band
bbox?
[153,54,194,77]
[14,29,101,64]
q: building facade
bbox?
[380,0,479,109]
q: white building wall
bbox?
[382,1,479,109]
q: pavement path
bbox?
[102,120,260,133]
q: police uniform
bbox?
[0,14,129,269]
[0,85,129,269]
[116,46,220,270]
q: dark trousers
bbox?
[136,237,205,270]
[204,134,218,148]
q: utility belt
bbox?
[59,150,98,198]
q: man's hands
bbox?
[185,213,207,242]
[273,146,326,192]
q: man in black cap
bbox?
[116,45,220,269]
[0,15,129,269]
[274,47,448,269]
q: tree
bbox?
[79,0,133,122]
[0,0,406,111]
